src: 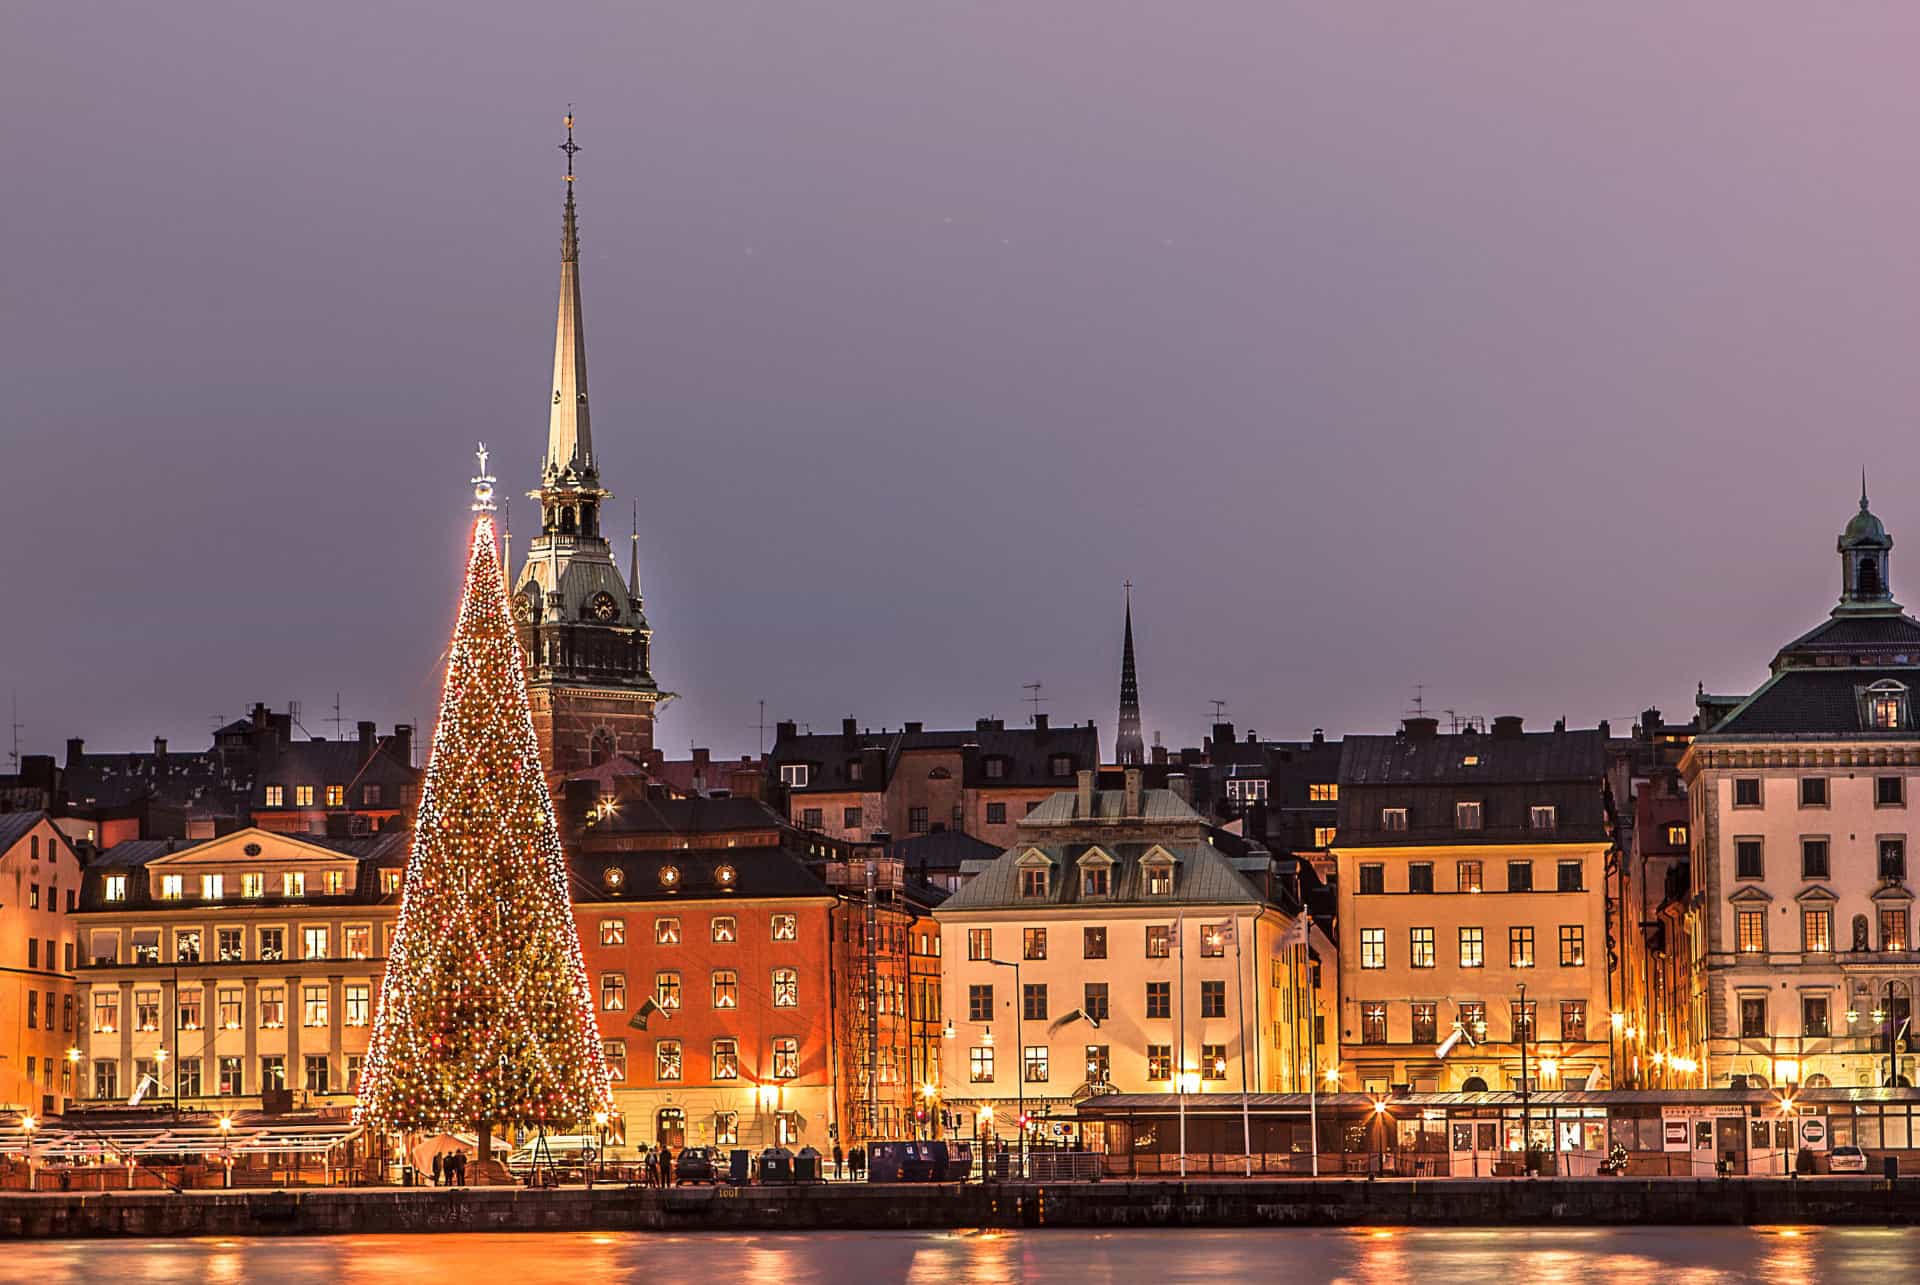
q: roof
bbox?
[770,720,1099,793]
[1771,612,1920,669]
[1702,666,1920,738]
[569,843,831,904]
[1341,727,1608,786]
[586,795,785,837]
[877,828,1003,874]
[0,811,48,854]
[938,838,1267,913]
[1021,788,1203,826]
[80,828,409,910]
[1072,1086,1920,1114]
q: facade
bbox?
[1334,717,1613,1094]
[512,119,664,777]
[0,813,84,1114]
[936,773,1326,1149]
[73,827,404,1112]
[1681,488,1920,1089]
[249,720,418,836]
[769,716,1100,850]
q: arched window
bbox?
[1859,555,1884,597]
[1460,1075,1489,1092]
[928,766,952,780]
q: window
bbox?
[969,1046,994,1083]
[712,1039,740,1080]
[1737,909,1766,954]
[772,914,797,941]
[1227,778,1269,803]
[986,803,1007,825]
[967,928,991,961]
[242,872,264,898]
[656,971,682,1009]
[1050,755,1074,778]
[1023,1046,1049,1083]
[1310,783,1339,802]
[1871,684,1909,730]
[1803,908,1832,953]
[1361,1002,1388,1044]
[778,764,809,788]
[260,1056,286,1091]
[363,783,382,806]
[1083,927,1107,959]
[1084,982,1109,1022]
[1881,777,1907,807]
[1313,827,1337,848]
[1459,926,1484,968]
[712,970,739,1009]
[1381,807,1409,831]
[655,917,681,945]
[1360,928,1385,969]
[1559,924,1585,966]
[656,1040,682,1081]
[1147,1045,1172,1081]
[160,874,183,900]
[24,992,35,1030]
[264,785,284,807]
[601,973,627,1011]
[1022,983,1047,1022]
[840,807,862,830]
[1086,1044,1111,1081]
[294,785,315,807]
[1668,824,1689,846]
[1457,860,1483,893]
[968,984,993,1022]
[1734,778,1761,807]
[1507,861,1533,892]
[218,1057,243,1096]
[1510,1000,1536,1042]
[909,807,930,834]
[593,917,626,948]
[1740,996,1768,1038]
[1509,926,1534,968]
[602,1040,628,1083]
[1530,805,1557,832]
[1146,925,1172,958]
[1881,908,1909,952]
[178,1058,202,1098]
[282,871,306,897]
[1405,1002,1436,1044]
[772,968,797,1007]
[323,784,344,807]
[984,758,1007,779]
[303,926,328,960]
[1408,863,1434,894]
[259,927,284,961]
[1455,801,1484,831]
[305,1055,330,1094]
[1146,981,1172,1019]
[1801,777,1829,807]
[1200,980,1226,1019]
[1020,866,1049,898]
[1735,840,1763,880]
[1880,838,1907,881]
[1358,864,1385,895]
[324,869,345,896]
[175,929,202,963]
[709,916,736,943]
[1803,994,1831,1037]
[178,990,203,1031]
[1199,924,1228,958]
[130,930,160,965]
[1200,1044,1228,1080]
[1561,1000,1587,1042]
[134,989,160,1032]
[104,874,127,902]
[345,984,370,1027]
[1803,839,1830,880]
[26,940,36,970]
[1410,927,1435,968]
[772,1038,798,1079]
[1023,927,1047,960]
[201,873,224,900]
[1557,860,1583,892]
[219,988,243,1030]
[1459,1001,1487,1038]
[1081,865,1109,897]
[259,986,285,1028]
[1145,860,1174,895]
[801,807,823,830]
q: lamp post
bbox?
[218,1115,233,1189]
[21,1114,36,1192]
[1370,1099,1389,1178]
[987,959,1024,1177]
[1517,981,1531,1175]
[591,1111,609,1188]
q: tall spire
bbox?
[628,500,642,600]
[1116,581,1145,766]
[545,110,595,487]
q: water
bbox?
[1,1226,1908,1283]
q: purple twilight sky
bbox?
[7,3,1920,762]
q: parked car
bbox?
[674,1147,723,1185]
[1827,1145,1868,1173]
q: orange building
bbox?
[0,813,86,1114]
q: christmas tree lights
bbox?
[356,446,611,1138]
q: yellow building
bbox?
[0,813,84,1114]
[75,827,404,1111]
[1334,718,1615,1095]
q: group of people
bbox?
[642,1144,675,1187]
[833,1143,866,1181]
[429,1150,469,1186]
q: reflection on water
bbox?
[7,1225,1915,1283]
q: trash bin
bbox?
[866,1142,905,1182]
[402,1165,417,1187]
[759,1147,794,1184]
[899,1142,935,1182]
[943,1141,974,1182]
[795,1148,821,1182]
[729,1149,751,1185]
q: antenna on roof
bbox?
[751,699,768,755]
[1405,684,1427,718]
[6,690,20,774]
[1210,699,1227,722]
[331,693,345,742]
[1023,682,1047,724]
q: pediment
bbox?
[1076,846,1115,868]
[1872,882,1915,903]
[1795,884,1839,904]
[1015,847,1054,869]
[143,828,354,869]
[1140,844,1178,867]
[1727,885,1773,904]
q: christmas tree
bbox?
[356,446,611,1147]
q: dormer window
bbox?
[1866,680,1910,731]
[1142,849,1176,897]
[846,760,863,782]
[1455,801,1484,831]
[1020,868,1050,898]
[1077,848,1115,898]
[1049,755,1074,778]
[779,764,809,788]
[983,757,1007,780]
[1381,807,1409,831]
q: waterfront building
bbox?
[1682,487,1920,1089]
[510,117,664,777]
[73,827,404,1113]
[768,716,1100,850]
[1333,717,1614,1093]
[935,772,1327,1147]
[0,813,84,1114]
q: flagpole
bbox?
[1236,915,1251,1177]
[1177,912,1187,1179]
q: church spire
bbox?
[1116,581,1145,766]
[544,110,596,489]
[1836,476,1897,615]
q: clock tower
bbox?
[512,114,664,776]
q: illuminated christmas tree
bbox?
[356,445,611,1151]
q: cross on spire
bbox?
[560,107,581,182]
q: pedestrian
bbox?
[833,1141,844,1181]
[431,1152,444,1187]
[850,1145,864,1181]
[645,1150,657,1187]
[452,1151,466,1186]
[659,1143,674,1187]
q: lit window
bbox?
[602,1040,627,1083]
[303,985,328,1027]
[302,927,328,960]
[104,874,127,902]
[1144,859,1174,896]
[294,785,315,807]
[1410,927,1435,968]
[772,968,798,1007]
[655,1040,682,1081]
[1309,783,1339,802]
[345,984,370,1027]
[779,764,809,788]
[1737,909,1766,954]
[968,928,992,961]
[1360,928,1385,969]
[1509,926,1535,968]
[1362,1003,1388,1044]
[601,973,627,1011]
[600,918,626,946]
[283,871,306,897]
[772,1038,798,1079]
[1803,909,1832,953]
[201,873,224,900]
[772,913,797,941]
[970,1046,994,1083]
[712,969,738,1009]
[1023,1045,1049,1083]
[242,872,264,898]
[264,785,284,807]
[1558,924,1585,966]
[712,1039,739,1080]
[655,917,680,945]
[1881,908,1909,952]
[711,916,735,943]
[343,925,371,958]
[1023,927,1047,960]
[160,874,183,900]
[325,785,345,807]
[1146,1045,1172,1081]
[1459,926,1484,968]
[1313,827,1337,848]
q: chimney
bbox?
[1033,713,1049,733]
[842,717,858,747]
[1211,722,1235,749]
[1124,767,1145,817]
[1598,719,1611,740]
[694,747,711,768]
[65,738,84,767]
[1167,772,1191,805]
[153,737,167,759]
[1151,743,1168,766]
[904,721,924,736]
[392,724,414,766]
[252,702,271,730]
[1554,717,1567,734]
[1491,716,1524,741]
[1402,716,1440,741]
[357,721,376,754]
[1246,729,1257,744]
[1312,728,1326,746]
[775,720,797,743]
[1076,769,1095,818]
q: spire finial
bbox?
[560,107,581,183]
[472,441,497,512]
[629,500,642,599]
[1863,468,1870,512]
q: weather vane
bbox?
[560,107,580,182]
[472,441,496,512]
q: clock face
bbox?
[512,595,534,623]
[590,592,619,623]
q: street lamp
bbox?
[592,1111,609,1188]
[219,1115,233,1188]
[1370,1099,1389,1178]
[1517,981,1532,1175]
[20,1114,36,1192]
